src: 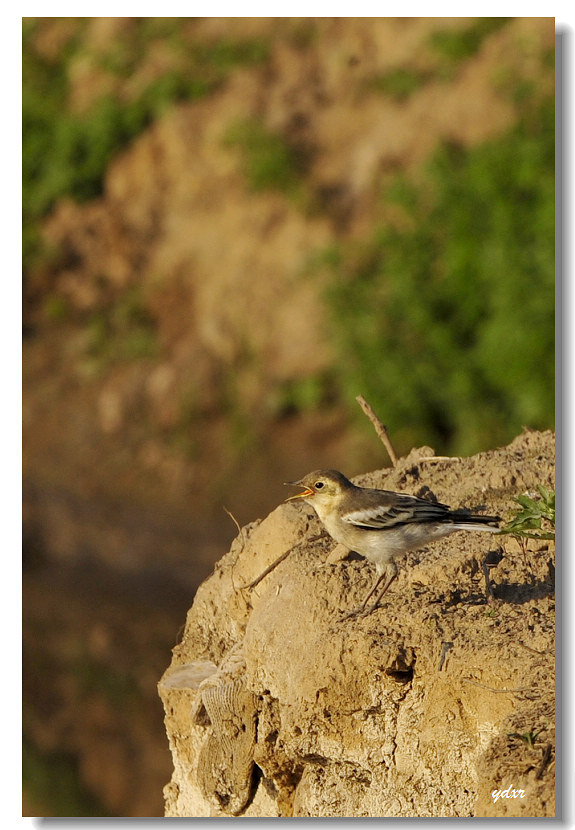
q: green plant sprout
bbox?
[507,727,546,748]
[500,486,555,541]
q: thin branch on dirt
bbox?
[356,395,398,467]
[438,641,453,671]
[224,507,247,597]
[417,456,461,463]
[174,621,187,648]
[535,743,553,780]
[462,678,531,697]
[224,506,245,548]
[243,549,292,591]
[481,553,496,604]
[242,534,325,591]
[514,642,549,656]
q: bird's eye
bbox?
[314,481,325,489]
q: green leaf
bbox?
[500,488,555,540]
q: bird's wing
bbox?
[342,494,449,530]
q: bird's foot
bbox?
[340,603,378,621]
[340,607,362,621]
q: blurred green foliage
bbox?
[224,118,308,199]
[369,67,433,102]
[370,18,513,101]
[81,289,158,372]
[429,18,512,75]
[323,93,554,456]
[22,20,269,269]
[23,18,554,458]
[23,739,110,817]
[266,373,336,417]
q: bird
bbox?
[284,469,501,618]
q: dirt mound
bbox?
[159,429,554,817]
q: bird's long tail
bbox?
[448,511,501,532]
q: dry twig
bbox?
[242,534,325,591]
[224,506,245,547]
[356,395,398,466]
[462,678,530,697]
[481,555,495,604]
[536,743,553,780]
[438,641,453,671]
[224,507,247,597]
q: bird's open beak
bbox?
[284,480,314,501]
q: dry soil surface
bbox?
[159,429,555,817]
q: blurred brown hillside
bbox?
[24,17,554,525]
[22,17,554,817]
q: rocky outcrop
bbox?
[159,430,555,817]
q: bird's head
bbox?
[284,469,352,504]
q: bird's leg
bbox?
[340,573,385,620]
[341,562,397,620]
[359,571,388,612]
[360,563,398,616]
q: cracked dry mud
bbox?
[158,429,555,817]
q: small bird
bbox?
[285,469,501,617]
